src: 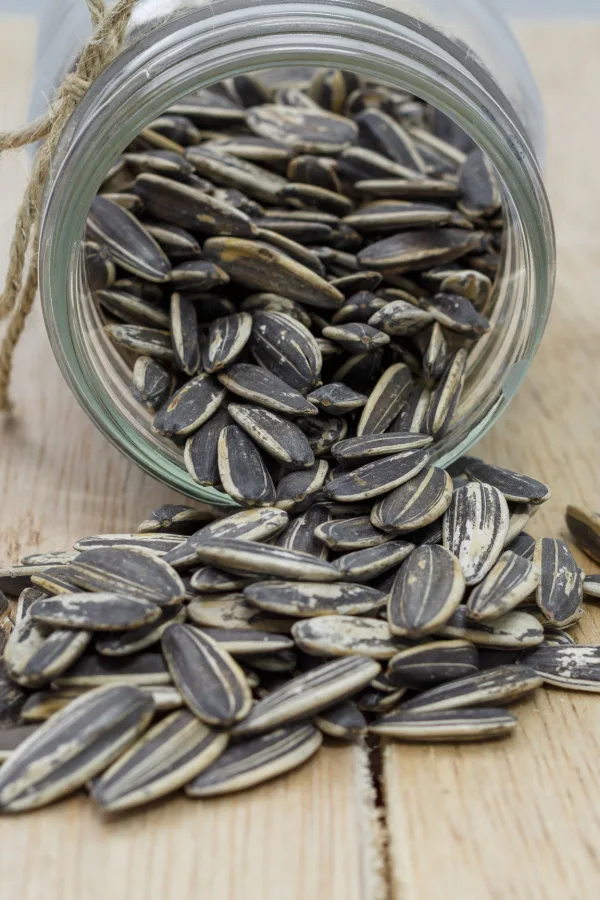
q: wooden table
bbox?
[0,18,599,900]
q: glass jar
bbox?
[38,0,555,505]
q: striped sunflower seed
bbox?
[238,649,297,673]
[84,241,116,291]
[333,349,385,393]
[185,147,287,204]
[194,539,340,582]
[331,431,432,463]
[324,448,430,502]
[189,568,254,594]
[296,416,347,457]
[368,300,433,337]
[91,709,229,812]
[583,575,600,599]
[355,108,425,171]
[356,686,407,713]
[250,310,323,390]
[187,595,258,630]
[73,534,185,554]
[202,312,253,374]
[457,148,501,218]
[370,707,517,742]
[321,323,389,354]
[134,173,256,235]
[534,538,583,627]
[437,607,544,649]
[218,425,276,508]
[54,652,170,687]
[162,624,252,726]
[357,363,413,436]
[203,135,289,163]
[21,689,88,722]
[29,593,161,632]
[565,505,600,564]
[388,545,465,638]
[307,383,367,415]
[0,685,154,812]
[242,292,313,326]
[422,323,451,383]
[228,404,314,468]
[292,615,401,660]
[4,618,91,688]
[344,199,456,233]
[443,482,509,585]
[169,260,230,291]
[440,270,492,312]
[204,238,343,310]
[424,347,468,437]
[87,196,171,282]
[355,178,461,201]
[170,293,200,376]
[68,547,186,605]
[357,228,483,275]
[387,640,479,689]
[371,466,453,534]
[280,182,352,217]
[186,723,322,797]
[314,701,367,740]
[523,646,600,692]
[144,222,202,259]
[505,532,536,561]
[246,105,358,154]
[169,86,246,123]
[0,565,49,596]
[398,664,542,713]
[467,551,540,622]
[275,460,329,511]
[218,364,318,416]
[184,407,231,487]
[273,505,330,558]
[464,459,551,504]
[15,587,47,623]
[503,502,537,547]
[131,356,175,413]
[541,627,576,647]
[331,292,387,326]
[334,541,414,583]
[95,605,186,656]
[31,566,82,595]
[244,581,386,617]
[152,373,226,437]
[232,655,379,737]
[137,503,222,534]
[426,293,489,337]
[314,516,392,552]
[96,289,170,329]
[330,271,383,296]
[200,627,295,655]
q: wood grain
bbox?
[0,19,384,900]
[384,23,600,900]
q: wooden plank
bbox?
[0,19,384,900]
[384,23,600,900]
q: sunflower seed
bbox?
[467,552,540,622]
[186,723,322,797]
[425,293,489,337]
[124,149,193,178]
[244,581,386,617]
[321,323,389,355]
[523,646,600,692]
[443,482,509,586]
[204,135,289,163]
[91,709,228,812]
[286,154,341,192]
[357,364,413,436]
[370,707,517,741]
[334,542,414,583]
[189,569,254,594]
[185,147,287,204]
[275,460,329,511]
[242,293,313,326]
[187,595,258,630]
[314,701,367,740]
[296,416,347,457]
[73,534,185,554]
[398,664,541,714]
[356,686,407,713]
[250,309,324,388]
[147,114,203,145]
[153,373,226,437]
[95,605,186,656]
[440,270,492,312]
[169,86,246,124]
[371,467,453,534]
[218,364,318,416]
[421,324,451,383]
[565,505,600,564]
[184,407,231,487]
[144,222,202,259]
[314,516,392,552]
[87,196,171,282]
[0,685,154,812]
[505,533,536,561]
[194,539,340,582]
[4,618,91,688]
[218,425,276,508]
[331,432,432,463]
[105,324,174,361]
[134,173,256,235]
[359,229,482,275]
[228,404,314,468]
[273,505,330,557]
[31,567,82,595]
[355,108,426,171]
[168,293,199,376]
[202,312,253,375]
[457,148,501,218]
[21,689,88,721]
[333,349,385,393]
[84,241,116,291]
[423,348,467,437]
[239,649,298,673]
[542,627,576,647]
[355,178,461,201]
[0,565,49,596]
[29,593,161,632]
[162,623,252,726]
[55,652,170,689]
[388,640,479,689]
[246,105,358,154]
[68,548,186,605]
[292,616,401,660]
[137,503,222,534]
[201,627,294,655]
[463,460,551,505]
[583,575,600,599]
[96,289,169,329]
[131,356,175,413]
[232,655,379,737]
[388,545,464,638]
[368,300,432,337]
[331,292,387,326]
[15,588,47,623]
[534,538,583,627]
[437,607,544,648]
[325,449,429,502]
[330,271,383,297]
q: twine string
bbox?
[0,0,137,412]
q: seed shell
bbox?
[218,425,276,508]
[184,407,231,487]
[186,723,322,797]
[153,373,226,437]
[464,459,551,504]
[357,363,413,436]
[388,544,465,638]
[358,228,483,275]
[95,605,186,656]
[105,324,174,361]
[185,146,287,203]
[437,607,544,649]
[565,505,600,563]
[69,547,186,605]
[387,640,479,689]
[334,542,414,583]
[443,482,509,585]
[29,593,162,632]
[73,534,185,554]
[186,595,257,630]
[292,615,401,660]
[314,516,393,551]
[275,460,329,511]
[194,539,340,582]
[331,432,432,463]
[96,289,170,329]
[505,532,536,561]
[370,707,517,741]
[244,581,386,617]
[228,404,314,468]
[169,293,200,376]
[4,618,91,688]
[523,646,600,692]
[54,653,170,688]
[467,551,540,622]
[307,383,367,416]
[137,503,222,534]
[371,467,453,534]
[424,348,468,437]
[189,569,254,594]
[458,148,501,218]
[246,105,358,154]
[273,505,330,558]
[324,449,430,502]
[203,312,253,374]
[583,575,600,599]
[398,664,542,713]
[218,364,318,416]
[314,701,367,740]
[201,627,294,655]
[87,196,171,282]
[534,538,583,627]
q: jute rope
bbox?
[0,0,137,412]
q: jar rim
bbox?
[40,0,555,501]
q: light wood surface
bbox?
[0,17,599,900]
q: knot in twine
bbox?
[0,0,137,413]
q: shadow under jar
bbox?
[39,0,555,506]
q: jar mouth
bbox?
[40,0,555,502]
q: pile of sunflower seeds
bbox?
[0,453,598,815]
[86,66,502,501]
